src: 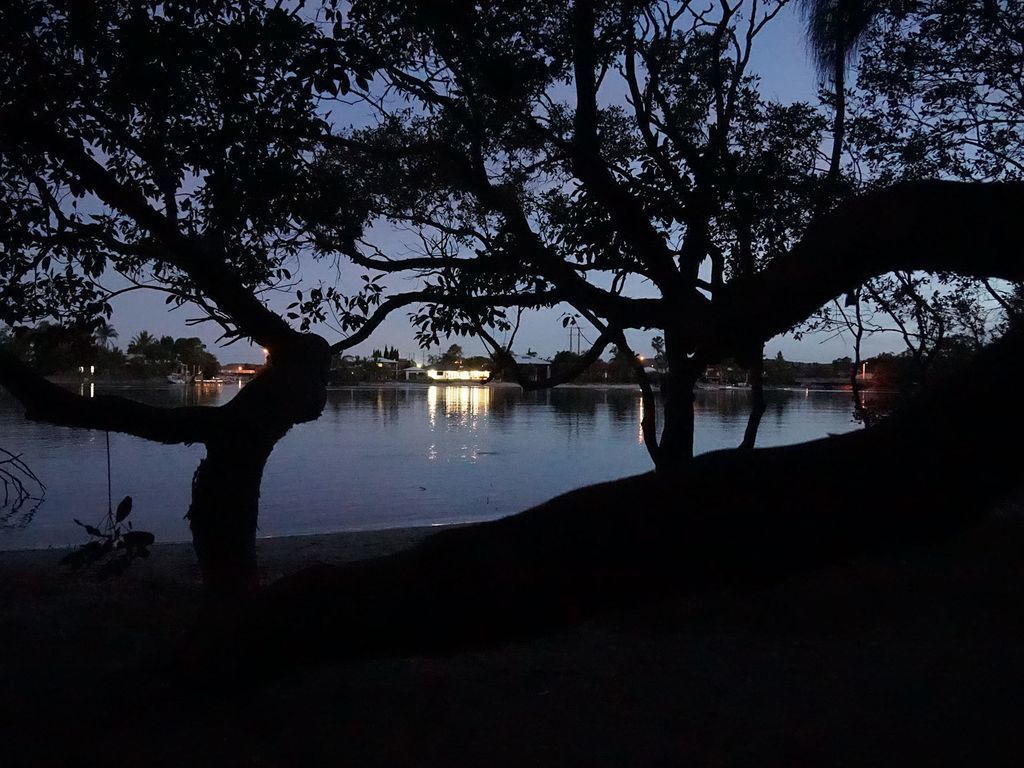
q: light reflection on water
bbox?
[427,384,491,428]
[0,383,861,549]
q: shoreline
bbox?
[0,524,447,586]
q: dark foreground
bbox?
[2,506,1023,768]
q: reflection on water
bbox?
[0,384,863,549]
[427,385,491,427]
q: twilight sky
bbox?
[104,4,905,366]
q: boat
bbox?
[166,372,189,385]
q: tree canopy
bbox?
[322,0,1024,464]
[2,0,1023,588]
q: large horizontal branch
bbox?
[345,248,491,275]
[709,180,1024,356]
[0,349,217,444]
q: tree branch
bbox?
[5,121,297,349]
[0,349,217,444]
[710,181,1024,356]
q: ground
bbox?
[2,508,1023,767]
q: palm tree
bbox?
[797,0,882,181]
[127,330,156,356]
[93,321,118,350]
[799,1,999,182]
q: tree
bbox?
[431,344,464,368]
[763,351,796,386]
[93,320,118,350]
[0,0,402,591]
[332,0,1024,468]
[797,0,880,182]
[127,331,158,358]
[551,350,582,378]
[330,0,829,464]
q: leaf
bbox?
[115,496,133,522]
[79,522,103,537]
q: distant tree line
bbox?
[125,331,220,378]
[0,324,219,378]
[370,345,401,360]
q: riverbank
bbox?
[2,503,1024,766]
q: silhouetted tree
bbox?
[431,344,464,367]
[93,321,118,351]
[326,0,1024,466]
[0,0,396,591]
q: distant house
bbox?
[424,366,490,382]
[503,353,552,384]
[331,353,360,369]
[366,357,404,374]
[404,366,429,381]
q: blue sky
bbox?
[105,3,905,366]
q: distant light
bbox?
[637,355,644,362]
[262,348,269,357]
[427,369,489,382]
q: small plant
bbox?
[61,495,155,577]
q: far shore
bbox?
[30,375,879,394]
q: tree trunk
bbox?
[657,347,698,468]
[827,55,846,184]
[187,334,331,592]
[740,353,766,450]
[187,439,275,593]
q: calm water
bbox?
[0,383,860,549]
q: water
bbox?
[0,383,860,549]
